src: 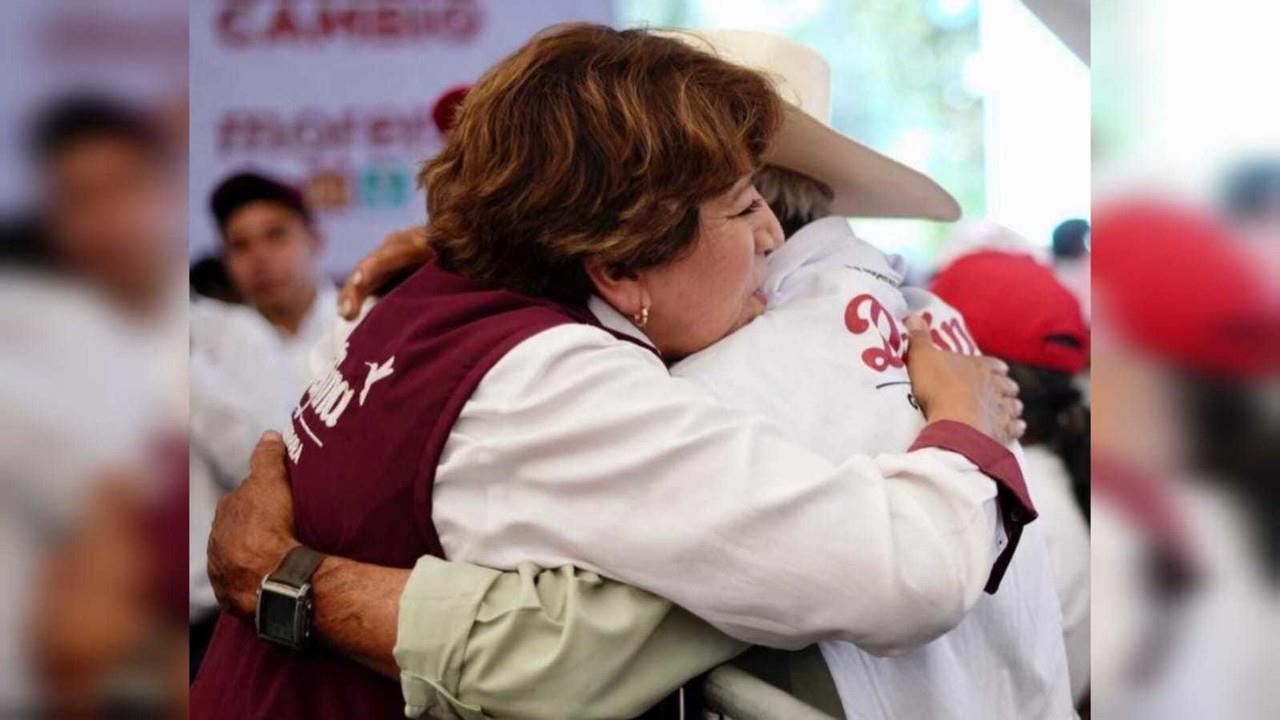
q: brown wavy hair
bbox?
[418,23,782,303]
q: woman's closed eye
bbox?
[732,198,763,218]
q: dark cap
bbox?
[1051,218,1090,260]
[1221,160,1280,220]
[210,171,311,232]
[29,93,165,164]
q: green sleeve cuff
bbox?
[399,673,489,720]
[395,555,500,719]
[393,557,747,719]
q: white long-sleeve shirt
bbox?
[666,218,1073,718]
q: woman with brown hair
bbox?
[196,23,1028,718]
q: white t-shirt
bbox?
[673,217,1075,720]
[188,285,336,618]
[0,272,185,709]
[1022,445,1091,703]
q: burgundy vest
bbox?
[192,265,645,719]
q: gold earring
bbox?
[633,305,650,328]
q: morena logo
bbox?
[216,0,483,48]
[305,165,416,212]
[217,106,440,155]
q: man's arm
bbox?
[208,434,744,719]
[206,433,405,677]
[396,558,745,719]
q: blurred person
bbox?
[188,297,295,678]
[209,171,334,386]
[30,95,182,323]
[1091,199,1277,720]
[188,171,329,673]
[1,93,186,716]
[1220,160,1280,305]
[189,255,241,304]
[1215,160,1280,579]
[1052,218,1091,261]
[1052,218,1091,321]
[0,214,57,271]
[930,219,1044,279]
[930,249,1092,706]
[1221,159,1280,240]
[201,29,1064,720]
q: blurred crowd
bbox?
[0,2,1276,719]
[0,94,189,715]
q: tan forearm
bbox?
[310,555,409,679]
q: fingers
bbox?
[996,394,1025,444]
[903,314,938,362]
[904,313,930,336]
[994,373,1020,397]
[338,257,378,319]
[980,358,1017,399]
[338,227,433,319]
[1000,418,1027,443]
[1008,416,1027,440]
[1011,419,1027,438]
[247,430,287,482]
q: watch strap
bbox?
[268,545,325,588]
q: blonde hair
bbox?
[755,165,833,229]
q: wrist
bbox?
[237,534,298,615]
[925,406,982,432]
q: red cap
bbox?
[1092,198,1275,378]
[431,85,470,136]
[931,250,1089,373]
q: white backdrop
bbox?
[189,0,612,275]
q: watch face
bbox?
[259,589,298,641]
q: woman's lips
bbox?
[752,289,768,307]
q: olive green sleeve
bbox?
[395,557,747,720]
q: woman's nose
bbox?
[756,207,784,254]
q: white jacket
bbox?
[674,217,1075,719]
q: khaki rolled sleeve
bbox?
[396,556,496,719]
[395,556,746,719]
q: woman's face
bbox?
[640,176,784,359]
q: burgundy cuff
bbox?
[909,420,1037,593]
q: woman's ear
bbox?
[584,258,644,316]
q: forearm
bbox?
[310,555,408,679]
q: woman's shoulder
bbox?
[456,319,680,419]
[495,321,667,383]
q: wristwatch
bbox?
[255,545,326,650]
